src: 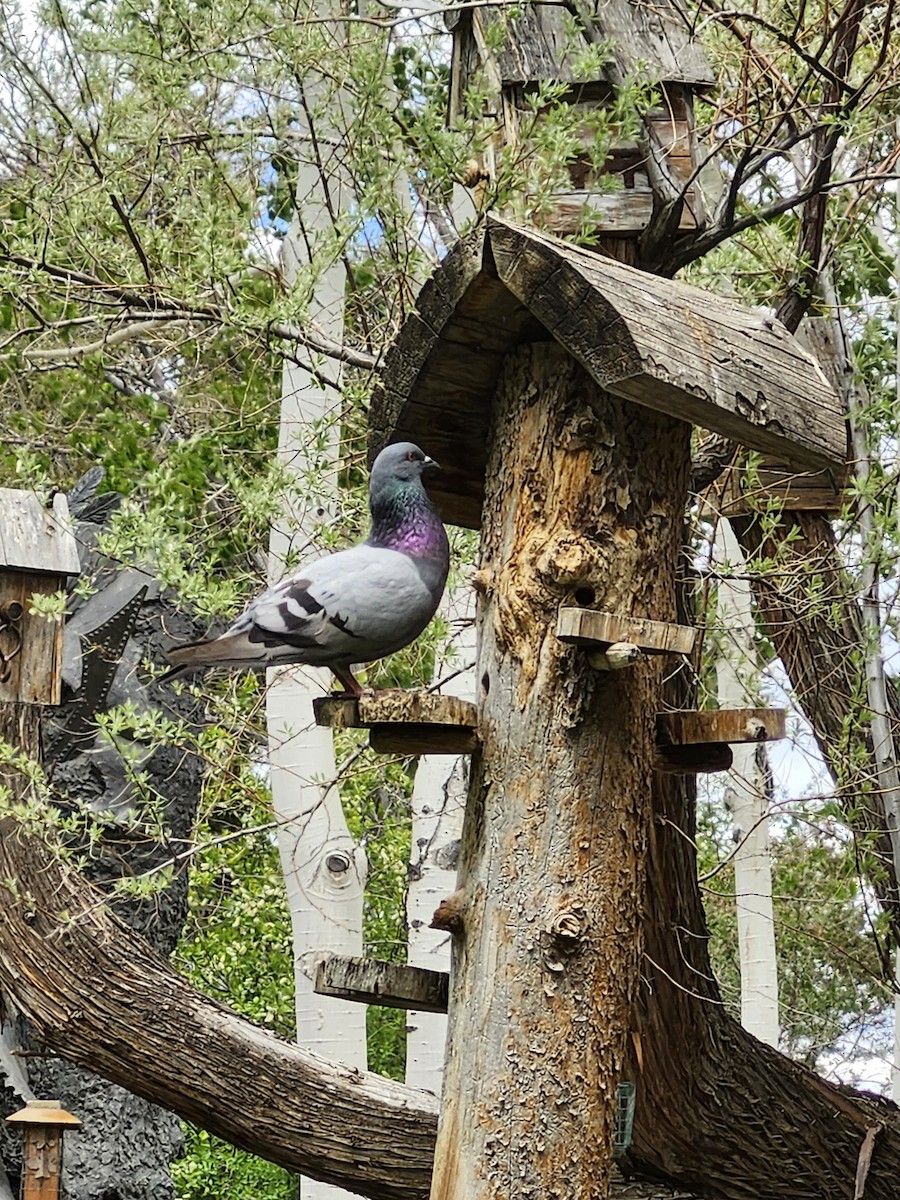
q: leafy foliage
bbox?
[2,0,900,1190]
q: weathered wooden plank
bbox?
[704,318,850,514]
[0,571,65,705]
[485,1,714,87]
[710,459,848,515]
[315,955,449,1013]
[369,217,846,529]
[538,186,700,237]
[657,709,787,746]
[314,692,479,755]
[557,608,696,654]
[488,221,846,471]
[314,692,477,730]
[0,491,80,576]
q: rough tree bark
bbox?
[0,802,438,1200]
[4,635,900,1197]
[429,343,691,1198]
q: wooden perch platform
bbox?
[370,217,847,529]
[557,608,696,655]
[654,744,734,775]
[313,691,479,755]
[657,708,787,746]
[315,954,449,1013]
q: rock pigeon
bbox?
[164,442,449,695]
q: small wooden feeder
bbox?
[6,1099,82,1200]
[314,691,478,756]
[0,490,80,706]
[655,708,786,774]
[447,0,715,237]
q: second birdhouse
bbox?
[0,489,80,705]
[448,0,715,237]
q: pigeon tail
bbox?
[163,632,267,676]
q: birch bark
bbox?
[714,519,779,1047]
[267,82,366,1200]
[405,593,475,1093]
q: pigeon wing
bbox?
[245,544,438,665]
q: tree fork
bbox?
[430,344,691,1198]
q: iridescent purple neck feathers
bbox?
[367,487,448,563]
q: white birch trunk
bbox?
[405,592,475,1093]
[714,519,780,1047]
[268,105,366,1200]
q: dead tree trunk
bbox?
[431,344,691,1197]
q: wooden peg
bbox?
[557,608,696,660]
[656,708,786,746]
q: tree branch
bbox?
[0,811,437,1200]
[0,250,380,372]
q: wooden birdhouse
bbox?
[447,0,715,237]
[0,489,80,705]
[369,217,847,531]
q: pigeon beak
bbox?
[423,455,440,471]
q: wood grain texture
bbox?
[488,221,846,470]
[557,607,696,654]
[657,708,786,745]
[315,955,449,1013]
[314,692,479,756]
[314,692,477,730]
[430,344,693,1199]
[0,571,65,705]
[483,1,714,87]
[0,491,80,576]
[369,218,846,529]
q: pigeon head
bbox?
[367,443,447,564]
[371,442,438,489]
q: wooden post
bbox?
[6,1100,81,1200]
[429,343,690,1197]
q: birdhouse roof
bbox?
[0,490,81,576]
[446,0,715,90]
[369,217,847,529]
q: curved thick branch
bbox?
[0,806,436,1200]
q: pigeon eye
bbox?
[407,451,418,461]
